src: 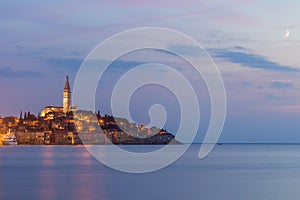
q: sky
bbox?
[1,0,300,143]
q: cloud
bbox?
[212,49,300,72]
[233,46,247,51]
[47,57,149,73]
[152,49,178,56]
[47,57,83,71]
[266,94,286,100]
[0,67,42,78]
[239,81,253,87]
[269,81,295,89]
[168,45,204,56]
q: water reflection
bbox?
[4,145,300,200]
[41,145,55,166]
[75,146,93,166]
[39,145,57,200]
[37,146,107,200]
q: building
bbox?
[63,75,71,113]
[8,75,177,145]
[40,106,63,117]
[40,76,76,117]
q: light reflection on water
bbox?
[0,146,107,200]
[39,145,55,200]
[1,145,300,200]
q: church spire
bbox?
[64,75,70,91]
[63,75,71,113]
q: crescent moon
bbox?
[284,29,290,38]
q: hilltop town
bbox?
[0,76,176,145]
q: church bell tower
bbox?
[63,75,71,113]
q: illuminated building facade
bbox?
[63,75,71,113]
[40,76,76,117]
[0,75,176,145]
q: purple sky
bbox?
[1,0,300,143]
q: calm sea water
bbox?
[1,144,300,200]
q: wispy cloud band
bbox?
[0,67,42,78]
[212,49,300,72]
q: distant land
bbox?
[0,76,177,145]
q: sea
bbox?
[1,144,300,200]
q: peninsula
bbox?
[0,76,176,145]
